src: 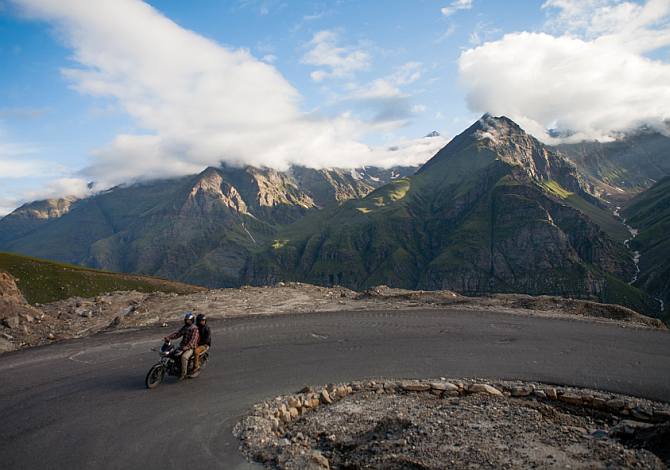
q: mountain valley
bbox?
[1,115,668,319]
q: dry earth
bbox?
[0,277,665,353]
[235,379,670,469]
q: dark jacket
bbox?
[197,324,211,347]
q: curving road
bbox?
[0,309,669,469]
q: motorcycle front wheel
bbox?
[145,364,165,389]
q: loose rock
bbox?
[469,383,503,396]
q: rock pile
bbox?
[234,378,670,469]
[0,272,44,352]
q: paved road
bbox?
[1,309,669,469]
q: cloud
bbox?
[367,134,450,168]
[8,0,438,200]
[0,138,40,177]
[441,0,473,17]
[23,177,91,200]
[0,130,62,179]
[435,24,457,43]
[458,0,670,142]
[236,0,285,16]
[0,177,93,216]
[468,22,501,46]
[302,30,370,81]
[342,62,425,127]
[0,127,92,214]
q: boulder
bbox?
[401,381,431,392]
[511,386,532,397]
[430,382,459,392]
[631,407,653,421]
[469,384,503,396]
[592,397,607,409]
[320,389,332,404]
[1,316,19,329]
[610,420,655,436]
[284,450,330,470]
[606,398,625,411]
[0,336,16,353]
[559,393,583,405]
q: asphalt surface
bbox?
[0,308,669,469]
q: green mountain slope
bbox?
[0,252,203,305]
[0,165,416,287]
[2,116,662,317]
[622,176,670,319]
[248,115,654,314]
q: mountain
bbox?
[555,130,670,200]
[2,115,664,316]
[0,164,417,287]
[622,176,670,319]
[0,196,80,246]
[248,115,654,313]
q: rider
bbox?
[164,312,200,380]
[193,313,211,372]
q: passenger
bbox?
[193,313,211,373]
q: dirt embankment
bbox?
[0,272,45,352]
[0,281,665,353]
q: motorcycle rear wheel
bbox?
[145,364,165,389]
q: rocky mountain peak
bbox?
[470,114,524,143]
[12,196,79,221]
[417,114,587,197]
[183,167,248,215]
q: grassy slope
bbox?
[0,252,203,304]
[623,177,670,320]
[540,180,629,242]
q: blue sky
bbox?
[0,0,668,214]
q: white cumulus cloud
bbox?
[8,0,439,203]
[0,127,93,214]
[458,0,670,142]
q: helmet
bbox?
[183,312,195,323]
[196,313,207,323]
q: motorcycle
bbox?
[145,340,209,389]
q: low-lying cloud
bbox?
[10,0,444,197]
[458,0,670,142]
